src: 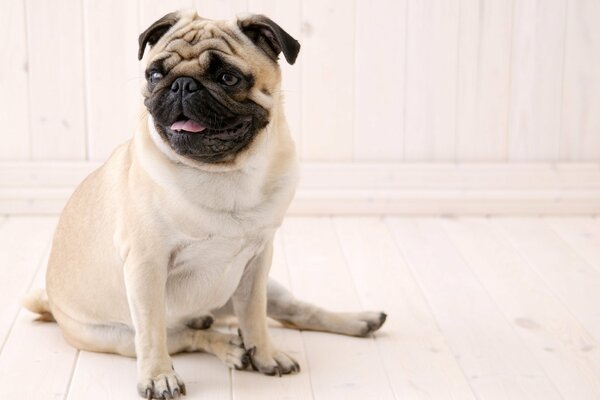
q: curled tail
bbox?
[22,288,55,322]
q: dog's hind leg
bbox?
[266,279,386,337]
[52,307,248,370]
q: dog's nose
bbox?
[171,77,200,94]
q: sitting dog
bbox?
[24,10,386,399]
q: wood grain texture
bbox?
[354,0,406,161]
[282,217,395,399]
[508,0,567,161]
[545,217,600,272]
[445,217,600,399]
[386,217,563,399]
[493,218,600,342]
[334,217,476,399]
[560,0,600,161]
[404,0,460,161]
[26,0,86,161]
[3,161,600,215]
[0,218,78,399]
[193,0,248,20]
[84,0,141,161]
[456,0,512,161]
[0,217,56,347]
[0,0,30,160]
[301,0,355,161]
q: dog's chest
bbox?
[164,217,272,321]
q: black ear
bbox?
[138,12,179,60]
[238,14,301,65]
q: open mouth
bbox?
[170,118,206,133]
[164,115,252,140]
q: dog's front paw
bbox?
[246,346,300,376]
[138,370,186,399]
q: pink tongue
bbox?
[170,119,206,133]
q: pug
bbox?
[23,10,386,399]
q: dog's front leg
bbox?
[233,241,300,376]
[124,253,185,399]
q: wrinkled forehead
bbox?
[147,16,279,84]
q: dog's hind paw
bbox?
[186,314,214,330]
[358,311,387,336]
[210,332,250,370]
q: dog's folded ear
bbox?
[238,14,301,65]
[138,12,179,60]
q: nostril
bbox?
[183,79,199,93]
[171,77,200,94]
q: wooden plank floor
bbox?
[1,215,600,399]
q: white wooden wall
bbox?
[1,0,600,215]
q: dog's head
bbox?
[138,10,300,165]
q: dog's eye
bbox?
[218,73,240,86]
[149,71,164,84]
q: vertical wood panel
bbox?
[84,0,141,161]
[560,0,600,160]
[139,0,194,30]
[301,0,354,161]
[0,0,30,160]
[508,0,566,161]
[26,0,86,160]
[247,0,303,153]
[354,0,406,161]
[456,0,512,161]
[405,0,460,161]
[194,0,248,20]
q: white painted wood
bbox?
[4,161,600,190]
[545,217,600,271]
[404,0,459,161]
[560,0,600,161]
[354,0,406,161]
[386,217,563,399]
[247,0,303,154]
[492,218,600,342]
[0,0,30,160]
[281,217,395,399]
[0,217,57,346]
[68,351,231,400]
[25,0,87,160]
[193,0,248,20]
[66,353,139,400]
[301,0,354,161]
[0,218,78,399]
[508,0,567,161]
[334,217,476,399]
[3,162,600,215]
[456,0,512,161]
[444,217,600,399]
[84,0,142,161]
[139,0,194,30]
